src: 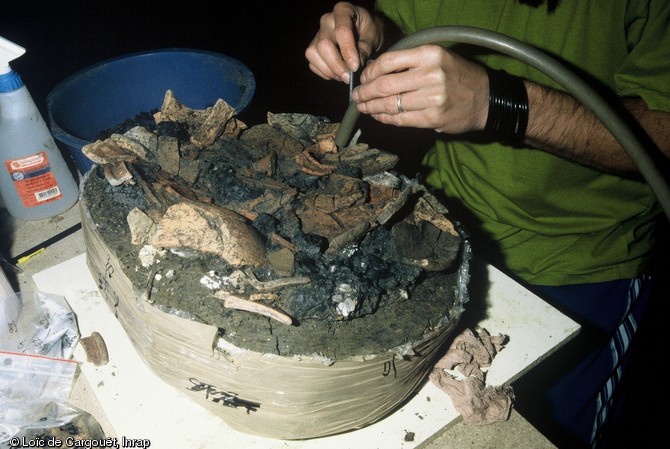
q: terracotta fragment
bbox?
[149,201,267,267]
[157,134,181,176]
[156,90,246,148]
[124,125,158,154]
[127,207,156,245]
[295,149,336,176]
[267,111,333,145]
[79,331,109,366]
[82,139,138,165]
[296,208,343,239]
[179,157,200,184]
[191,98,239,147]
[323,143,399,177]
[110,132,151,160]
[239,123,304,157]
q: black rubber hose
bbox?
[334,26,670,220]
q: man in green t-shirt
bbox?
[307,1,669,447]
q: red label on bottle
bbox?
[5,151,63,208]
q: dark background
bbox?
[0,0,430,176]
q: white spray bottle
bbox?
[0,36,78,221]
[0,264,13,300]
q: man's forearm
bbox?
[523,82,669,174]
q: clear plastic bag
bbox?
[0,290,79,358]
[1,400,106,448]
[1,291,105,447]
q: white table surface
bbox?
[33,253,578,449]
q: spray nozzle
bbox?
[0,36,26,76]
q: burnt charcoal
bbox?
[294,233,328,257]
[276,210,327,256]
[433,229,463,261]
[286,254,385,319]
[285,283,333,319]
[200,139,258,172]
[97,110,159,139]
[292,251,324,276]
[376,273,403,292]
[359,225,393,258]
[179,143,201,161]
[248,264,275,282]
[106,181,150,212]
[283,171,322,192]
[275,154,303,179]
[391,221,442,260]
[410,271,458,313]
[359,230,424,289]
[357,293,382,316]
[207,169,265,204]
[367,243,425,286]
[252,213,278,236]
[387,220,462,271]
[276,209,301,234]
[348,250,401,292]
[156,120,190,141]
[134,161,162,180]
[334,163,363,178]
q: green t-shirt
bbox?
[375,0,670,285]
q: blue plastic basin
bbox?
[47,48,255,173]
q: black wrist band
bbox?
[484,69,529,145]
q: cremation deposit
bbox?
[80,90,468,360]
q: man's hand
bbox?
[352,44,490,134]
[305,2,384,83]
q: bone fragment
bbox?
[249,293,279,302]
[240,268,311,292]
[79,332,109,366]
[313,134,338,156]
[376,183,414,225]
[216,291,293,325]
[270,233,299,253]
[413,196,457,235]
[103,161,134,186]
